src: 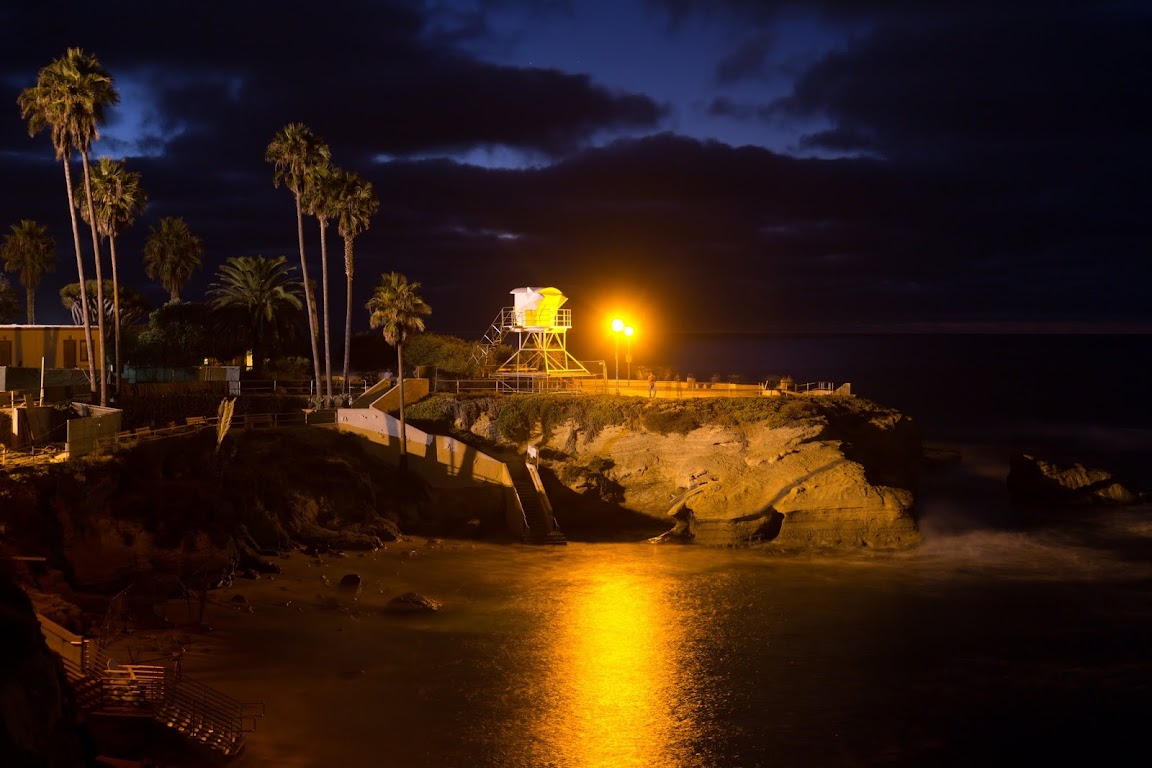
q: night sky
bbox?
[1,0,1149,349]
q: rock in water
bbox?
[339,573,362,590]
[385,592,441,613]
[1007,453,1141,505]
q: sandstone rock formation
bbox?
[537,414,920,548]
[1007,453,1142,506]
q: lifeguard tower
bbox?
[477,287,592,388]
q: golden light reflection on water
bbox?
[528,562,696,768]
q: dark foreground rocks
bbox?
[0,575,87,767]
[0,429,409,593]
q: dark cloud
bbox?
[715,36,775,84]
[1,1,662,159]
[777,8,1152,161]
[2,0,1149,339]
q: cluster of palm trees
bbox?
[12,48,208,405]
[12,49,433,429]
[266,123,380,404]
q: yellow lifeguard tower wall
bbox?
[511,287,571,330]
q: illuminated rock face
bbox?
[543,414,921,549]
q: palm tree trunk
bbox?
[397,343,407,469]
[294,193,322,398]
[62,156,97,395]
[109,234,122,397]
[319,218,332,403]
[81,151,108,407]
[342,236,354,395]
[25,286,34,325]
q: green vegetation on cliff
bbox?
[406,392,898,443]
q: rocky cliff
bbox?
[414,394,923,549]
[0,429,409,592]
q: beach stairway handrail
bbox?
[157,671,264,757]
[38,612,263,757]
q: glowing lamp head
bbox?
[611,318,625,333]
[625,326,634,337]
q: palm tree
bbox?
[366,272,431,468]
[143,217,203,302]
[1,220,57,324]
[18,48,119,400]
[0,276,19,324]
[60,280,152,350]
[331,170,378,393]
[266,123,330,400]
[75,158,146,395]
[208,255,303,378]
[303,163,341,403]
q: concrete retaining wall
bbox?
[66,405,123,458]
[336,407,512,488]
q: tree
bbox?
[366,272,431,468]
[61,280,151,377]
[303,162,338,404]
[75,157,146,394]
[129,301,241,369]
[0,275,19,323]
[61,280,151,328]
[266,123,330,400]
[18,48,119,400]
[143,217,203,302]
[331,169,378,392]
[1,220,56,324]
[208,255,303,378]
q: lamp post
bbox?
[611,318,624,395]
[625,326,634,383]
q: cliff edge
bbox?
[412,394,922,549]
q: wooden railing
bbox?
[92,410,337,452]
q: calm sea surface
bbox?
[201,334,1151,767]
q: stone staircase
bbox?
[511,465,566,545]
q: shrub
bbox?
[640,408,700,435]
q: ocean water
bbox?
[653,333,1152,479]
[213,526,1152,768]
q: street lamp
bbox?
[611,318,624,394]
[624,326,634,383]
